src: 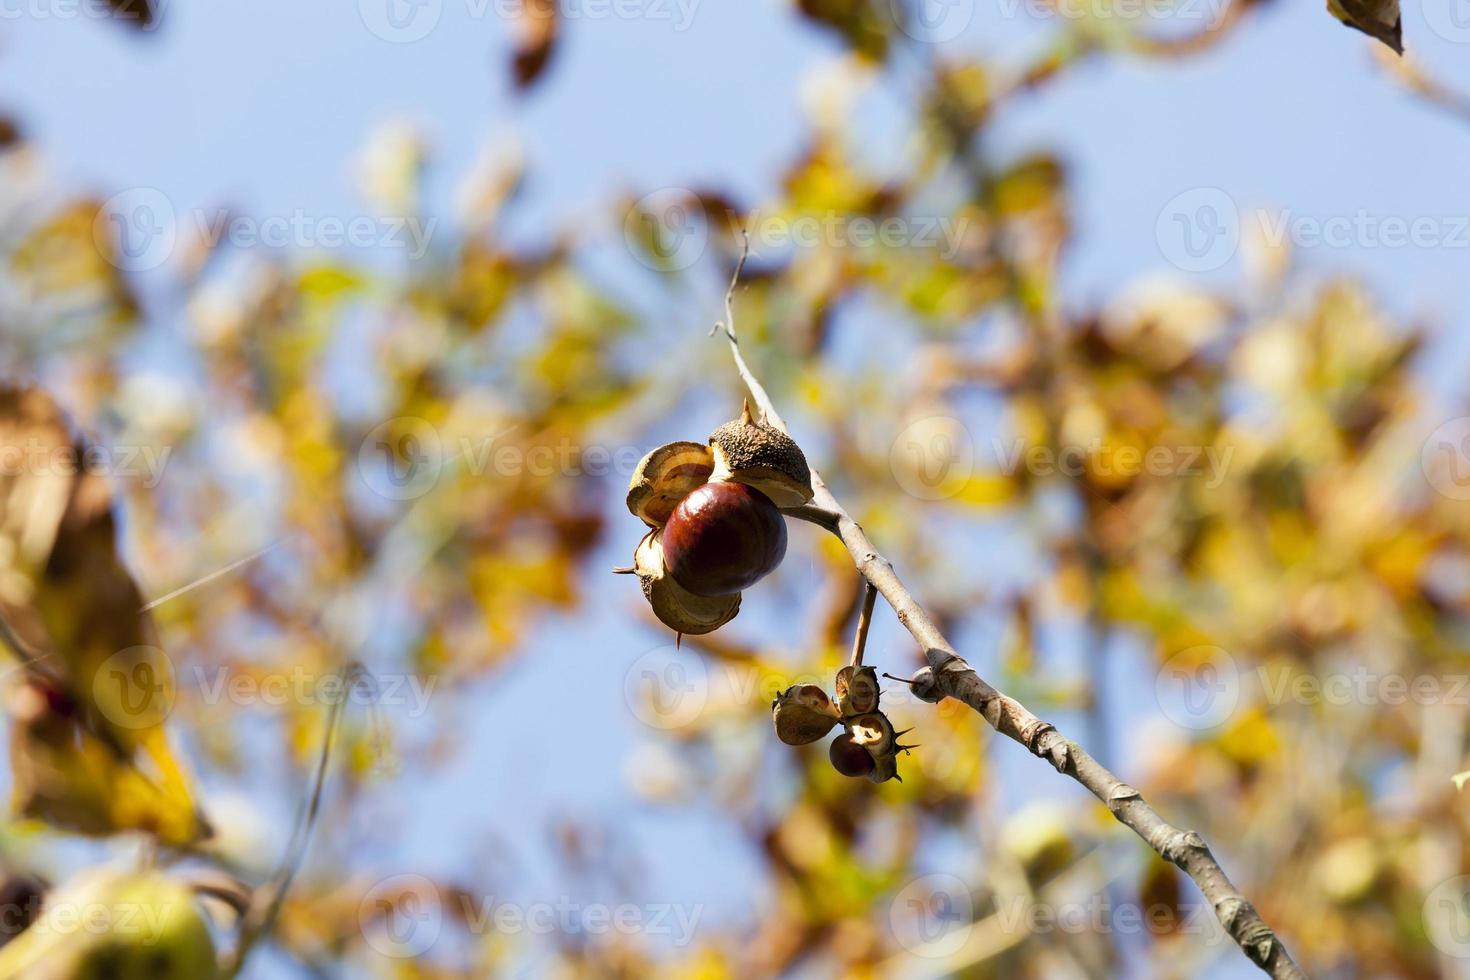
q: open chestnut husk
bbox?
[844,710,914,784]
[620,403,812,635]
[631,530,741,635]
[708,401,813,508]
[626,441,715,529]
[835,665,880,717]
[772,684,842,746]
[661,481,787,597]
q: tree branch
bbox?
[714,243,1306,979]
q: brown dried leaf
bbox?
[511,0,560,90]
[0,385,207,844]
[1327,0,1402,53]
[105,0,155,30]
[794,0,888,61]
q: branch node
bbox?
[1216,898,1278,966]
[1106,782,1141,813]
[1032,728,1071,772]
[1162,829,1211,864]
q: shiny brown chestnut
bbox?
[661,481,787,597]
[828,732,876,778]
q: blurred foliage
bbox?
[0,2,1465,978]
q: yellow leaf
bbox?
[0,386,208,845]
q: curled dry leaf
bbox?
[0,385,208,845]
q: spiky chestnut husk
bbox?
[708,401,813,509]
[625,441,715,528]
[848,711,897,753]
[662,481,786,597]
[828,732,876,778]
[772,684,841,745]
[835,665,880,717]
[844,710,915,784]
[632,531,741,635]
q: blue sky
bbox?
[2,2,1468,976]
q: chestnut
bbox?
[662,481,787,597]
[828,732,876,778]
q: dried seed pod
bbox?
[835,665,880,717]
[846,710,913,784]
[626,441,715,528]
[828,732,876,778]
[847,711,896,752]
[662,481,787,597]
[632,530,741,635]
[868,750,901,784]
[771,684,841,745]
[708,401,813,508]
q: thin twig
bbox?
[1377,48,1470,129]
[710,232,752,340]
[711,247,1306,980]
[226,662,367,977]
[1122,0,1259,58]
[849,580,877,669]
